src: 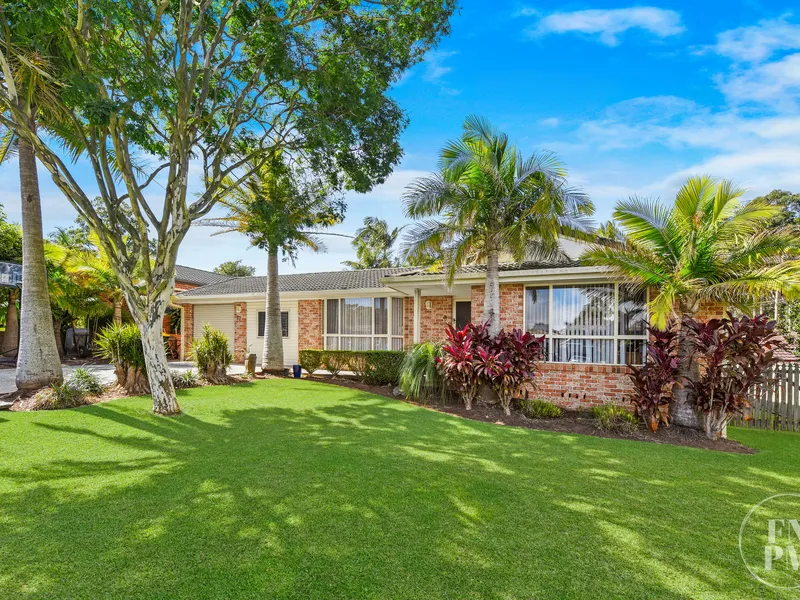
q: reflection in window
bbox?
[552,284,615,337]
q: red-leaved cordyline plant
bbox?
[682,313,785,440]
[473,328,546,416]
[437,322,489,410]
[628,322,680,433]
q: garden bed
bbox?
[303,375,755,454]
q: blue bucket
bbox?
[292,364,302,378]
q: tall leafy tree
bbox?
[214,260,255,278]
[0,44,66,389]
[0,0,455,413]
[582,176,800,428]
[403,115,593,336]
[342,216,402,269]
[0,204,22,357]
[200,157,345,372]
[753,189,800,226]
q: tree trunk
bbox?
[262,247,284,373]
[483,248,501,337]
[113,298,123,325]
[15,133,63,390]
[1,289,19,358]
[53,318,65,357]
[670,323,703,430]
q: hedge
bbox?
[299,350,406,386]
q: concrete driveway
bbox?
[0,361,245,394]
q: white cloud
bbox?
[539,117,561,128]
[719,52,800,108]
[712,15,800,63]
[422,50,458,82]
[526,7,685,46]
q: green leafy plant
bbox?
[67,368,103,396]
[170,370,200,390]
[299,350,324,376]
[31,380,87,410]
[95,323,149,395]
[349,351,405,386]
[192,324,233,384]
[592,403,639,435]
[399,342,449,404]
[518,399,562,419]
[323,351,349,378]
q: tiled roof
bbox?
[389,260,581,277]
[177,267,421,297]
[175,265,232,287]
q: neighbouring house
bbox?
[174,258,734,409]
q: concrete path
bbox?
[0,361,245,394]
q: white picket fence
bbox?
[732,362,800,432]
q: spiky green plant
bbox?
[399,342,449,404]
[582,175,800,428]
[192,324,233,383]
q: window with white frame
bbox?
[524,284,648,364]
[258,311,289,338]
[325,297,404,351]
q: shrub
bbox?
[192,324,233,383]
[438,323,486,410]
[399,342,449,404]
[473,328,546,416]
[350,351,405,386]
[628,323,679,432]
[322,350,349,378]
[171,369,200,389]
[68,368,103,396]
[95,323,150,394]
[299,350,323,376]
[31,379,89,410]
[518,398,562,419]
[683,312,785,440]
[592,403,639,434]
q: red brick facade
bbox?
[299,299,324,350]
[404,297,415,349]
[233,302,247,362]
[470,284,524,331]
[532,364,633,409]
[420,296,454,343]
[181,303,194,360]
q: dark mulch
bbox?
[302,375,756,454]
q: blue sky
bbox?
[2,1,800,274]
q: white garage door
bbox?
[193,304,236,355]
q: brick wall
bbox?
[175,281,198,291]
[181,303,194,359]
[233,302,247,363]
[299,299,324,350]
[404,297,415,349]
[531,363,633,410]
[470,284,524,331]
[420,296,453,342]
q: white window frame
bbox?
[257,310,290,339]
[523,283,649,365]
[324,296,404,351]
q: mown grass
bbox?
[0,379,797,599]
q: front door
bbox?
[454,301,472,330]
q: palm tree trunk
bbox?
[670,306,702,430]
[15,132,63,390]
[262,246,284,373]
[113,298,122,325]
[483,248,501,336]
[1,289,19,358]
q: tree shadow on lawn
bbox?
[0,379,797,599]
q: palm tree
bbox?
[582,175,800,428]
[1,48,66,389]
[342,217,403,269]
[403,115,594,336]
[199,156,345,372]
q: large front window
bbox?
[325,297,404,351]
[525,284,647,364]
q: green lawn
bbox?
[0,379,798,599]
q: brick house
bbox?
[173,259,715,409]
